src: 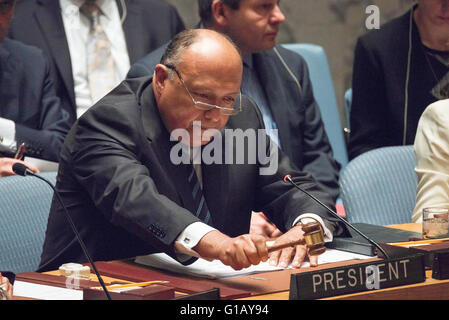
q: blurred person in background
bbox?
[349,0,449,159]
[0,0,70,176]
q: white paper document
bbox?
[134,249,373,280]
[24,156,59,172]
[13,281,83,300]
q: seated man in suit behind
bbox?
[0,0,71,176]
[39,29,346,272]
[128,0,341,239]
[8,0,185,125]
[413,99,449,222]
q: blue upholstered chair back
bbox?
[340,146,417,225]
[281,43,348,169]
[0,172,57,273]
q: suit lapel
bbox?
[120,0,146,64]
[253,50,292,157]
[35,0,75,109]
[139,81,196,214]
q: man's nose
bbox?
[270,4,286,24]
[203,107,222,123]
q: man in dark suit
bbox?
[8,0,185,125]
[128,0,340,238]
[0,0,70,175]
[39,29,345,272]
[349,2,449,160]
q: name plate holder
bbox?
[290,245,426,300]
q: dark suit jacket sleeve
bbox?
[255,138,345,236]
[66,99,200,258]
[14,51,71,162]
[348,37,390,160]
[238,96,345,236]
[292,53,340,202]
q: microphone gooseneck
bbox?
[13,163,112,300]
[283,174,390,260]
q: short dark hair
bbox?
[198,0,241,25]
[160,29,200,67]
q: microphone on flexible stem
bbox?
[283,174,390,260]
[12,163,112,300]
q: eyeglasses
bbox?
[165,64,242,116]
[0,0,14,14]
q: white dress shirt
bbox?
[60,0,130,117]
[413,99,449,222]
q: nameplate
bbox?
[289,254,426,300]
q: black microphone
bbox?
[283,174,390,260]
[12,163,112,300]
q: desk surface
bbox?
[18,223,449,300]
[243,223,449,300]
[388,223,421,233]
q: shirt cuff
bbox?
[0,118,16,149]
[174,222,216,256]
[292,213,333,242]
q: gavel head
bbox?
[301,220,326,256]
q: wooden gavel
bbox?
[267,220,326,256]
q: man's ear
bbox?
[153,64,170,97]
[211,0,231,27]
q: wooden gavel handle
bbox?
[267,238,306,253]
[267,221,326,256]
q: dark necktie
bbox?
[187,165,213,226]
